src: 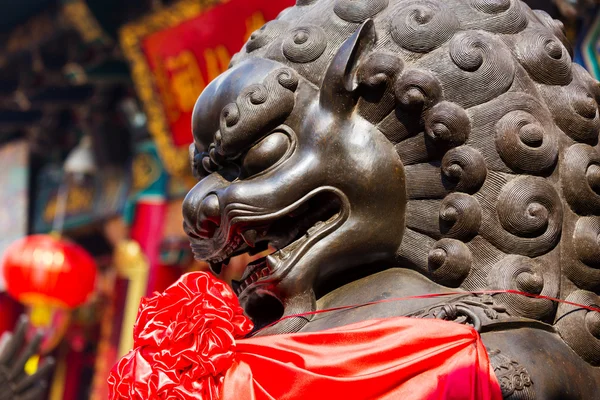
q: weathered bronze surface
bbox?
[183,0,600,397]
[0,316,54,400]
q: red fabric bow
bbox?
[108,273,253,399]
[108,272,502,400]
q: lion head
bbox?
[183,0,600,361]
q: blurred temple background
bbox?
[0,0,598,398]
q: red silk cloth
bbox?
[108,272,502,400]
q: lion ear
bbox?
[319,19,376,114]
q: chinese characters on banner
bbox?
[121,0,295,177]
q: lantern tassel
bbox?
[29,303,53,328]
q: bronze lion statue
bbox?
[183,0,600,397]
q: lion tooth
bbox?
[266,254,280,269]
[241,230,257,247]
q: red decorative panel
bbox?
[121,0,295,177]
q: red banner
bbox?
[121,0,295,177]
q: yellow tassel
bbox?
[29,304,53,327]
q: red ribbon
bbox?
[256,288,600,334]
[109,272,597,400]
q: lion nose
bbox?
[200,194,221,224]
[183,193,222,239]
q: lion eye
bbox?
[241,131,290,178]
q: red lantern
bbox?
[1,234,97,310]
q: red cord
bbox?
[255,289,600,334]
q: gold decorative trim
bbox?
[119,0,223,177]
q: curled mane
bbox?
[232,0,600,364]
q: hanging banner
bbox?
[0,140,29,291]
[120,0,295,178]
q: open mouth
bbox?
[205,188,349,300]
